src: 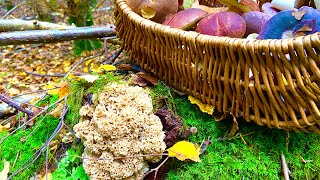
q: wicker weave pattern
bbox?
[114,0,320,133]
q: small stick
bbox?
[110,47,123,64]
[142,156,169,180]
[0,94,34,118]
[26,71,84,77]
[281,154,291,180]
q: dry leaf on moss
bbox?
[167,141,201,162]
[91,64,116,73]
[58,82,71,99]
[40,173,52,180]
[188,96,214,115]
[0,160,10,180]
[78,75,99,83]
[0,124,8,133]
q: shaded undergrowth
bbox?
[151,83,320,180]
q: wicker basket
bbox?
[114,0,320,133]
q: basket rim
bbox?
[116,0,320,48]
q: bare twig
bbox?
[281,154,291,180]
[109,47,123,64]
[0,94,34,118]
[3,1,26,18]
[0,26,116,46]
[26,71,84,77]
[62,153,168,161]
[0,18,71,32]
[142,156,169,180]
[0,97,64,145]
[7,97,68,179]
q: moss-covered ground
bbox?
[1,75,320,179]
[152,83,320,180]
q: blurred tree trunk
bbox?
[66,0,101,55]
[29,0,54,21]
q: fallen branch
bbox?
[0,19,72,32]
[0,93,45,118]
[0,94,34,118]
[0,26,116,46]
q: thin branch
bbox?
[142,156,169,180]
[109,47,123,64]
[0,19,72,32]
[3,1,26,19]
[0,26,116,46]
[63,153,168,161]
[26,71,84,77]
[281,154,291,180]
[0,94,34,117]
[8,98,68,179]
[0,97,64,145]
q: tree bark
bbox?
[0,19,72,32]
[0,26,116,46]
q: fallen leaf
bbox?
[8,88,20,96]
[117,64,133,71]
[58,82,71,99]
[0,160,10,180]
[45,82,60,95]
[91,64,116,73]
[188,96,214,115]
[167,141,201,162]
[78,75,99,83]
[50,102,64,118]
[0,124,8,133]
[135,72,158,85]
[40,173,52,180]
[131,74,148,87]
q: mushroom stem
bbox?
[271,0,295,10]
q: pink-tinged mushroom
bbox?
[162,8,208,30]
[195,12,246,38]
[242,11,271,35]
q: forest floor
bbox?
[1,1,320,180]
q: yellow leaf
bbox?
[45,82,59,95]
[92,64,116,73]
[78,75,99,83]
[167,141,201,162]
[40,173,52,180]
[67,73,75,80]
[58,82,71,99]
[0,160,10,180]
[0,124,8,133]
[85,59,95,66]
[83,67,89,73]
[188,96,214,115]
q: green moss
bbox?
[66,73,120,126]
[0,116,60,180]
[151,83,320,180]
[52,148,89,180]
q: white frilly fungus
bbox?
[73,83,166,179]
